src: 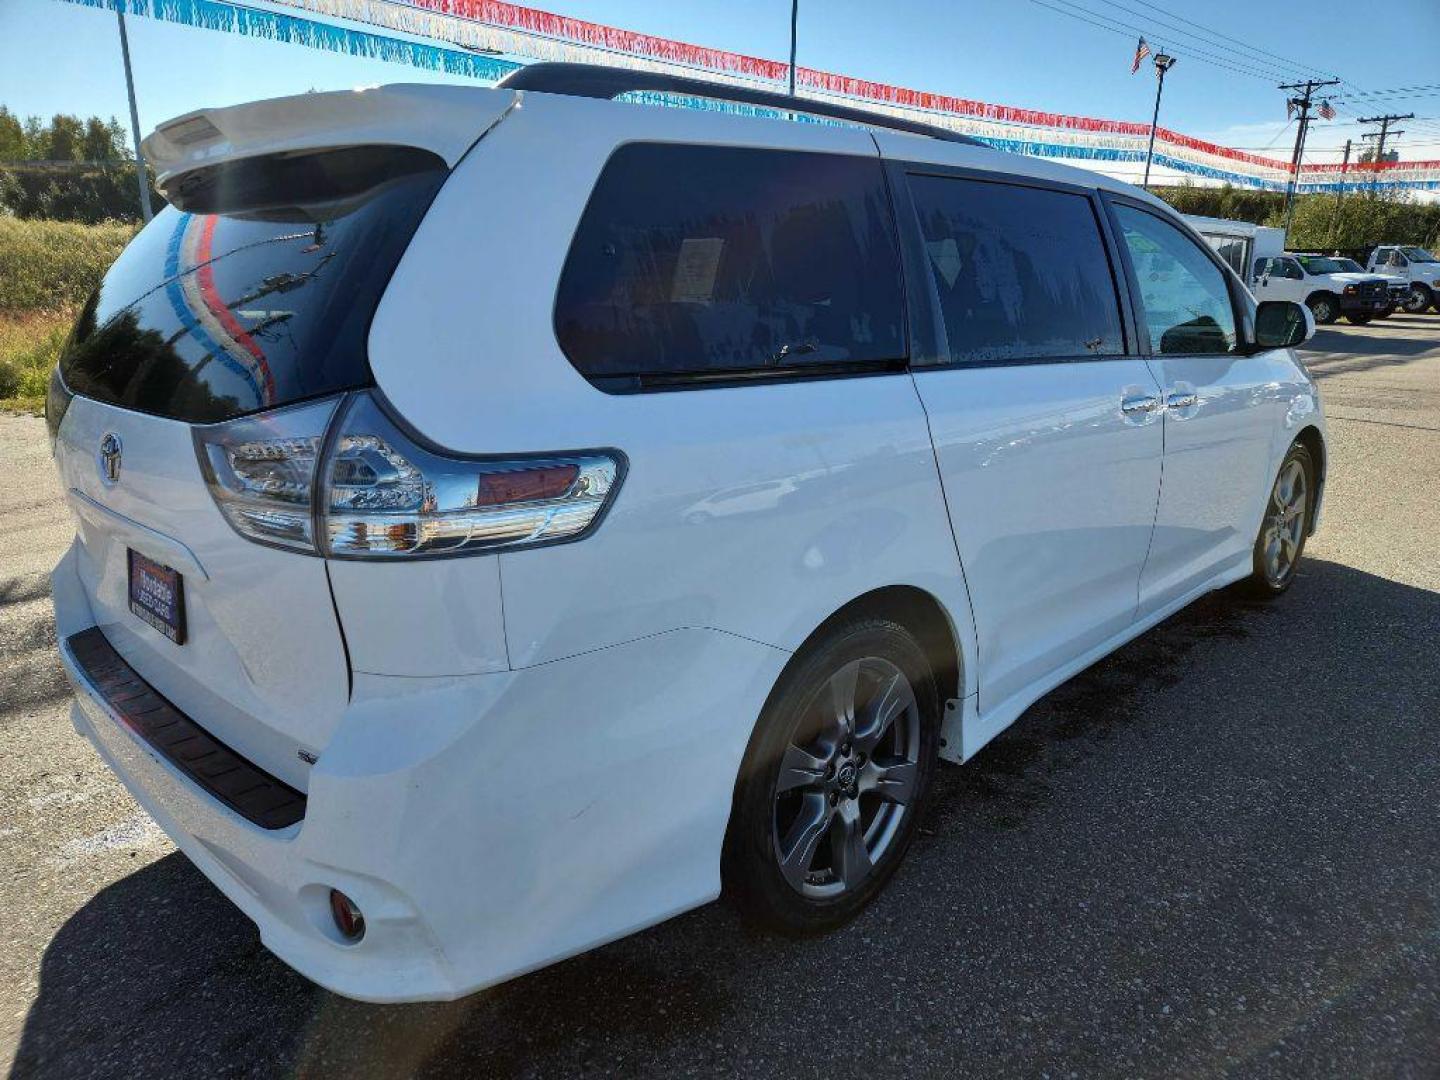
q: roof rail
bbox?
[497,63,984,147]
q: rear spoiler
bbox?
[142,83,518,192]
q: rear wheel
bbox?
[1307,293,1339,325]
[1240,442,1315,598]
[724,617,939,934]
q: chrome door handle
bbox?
[1121,394,1160,415]
[1166,392,1198,409]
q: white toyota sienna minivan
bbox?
[48,64,1326,1002]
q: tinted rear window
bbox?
[60,147,445,424]
[554,143,905,389]
[907,175,1124,364]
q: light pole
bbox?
[1141,52,1176,191]
[787,0,798,97]
[116,6,153,222]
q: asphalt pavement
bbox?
[3,314,1439,1079]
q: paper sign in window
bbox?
[926,238,962,288]
[670,238,725,302]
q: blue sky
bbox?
[3,0,1439,169]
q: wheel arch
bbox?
[1293,424,1326,534]
[1305,289,1338,309]
[793,585,964,704]
[1294,424,1325,475]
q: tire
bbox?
[1403,283,1432,314]
[723,616,940,935]
[1345,313,1372,325]
[1306,294,1339,325]
[1375,305,1394,319]
[1239,441,1316,599]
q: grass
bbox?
[0,308,73,414]
[0,215,136,415]
[0,216,137,313]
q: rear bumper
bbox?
[54,543,789,1002]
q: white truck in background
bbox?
[1362,245,1440,313]
[1185,215,1395,325]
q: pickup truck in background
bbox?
[1185,216,1398,325]
[1362,245,1440,313]
[1253,253,1393,325]
[1329,256,1411,314]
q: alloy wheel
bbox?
[771,657,921,899]
[1404,285,1430,313]
[1310,297,1335,323]
[1262,458,1308,585]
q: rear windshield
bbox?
[60,147,446,424]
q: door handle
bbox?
[1121,394,1160,415]
[1166,391,1198,409]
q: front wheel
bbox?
[1240,442,1315,598]
[1307,294,1339,325]
[723,617,939,935]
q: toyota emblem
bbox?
[99,432,122,484]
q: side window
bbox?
[1254,257,1272,280]
[1214,238,1246,277]
[1114,205,1237,356]
[1281,259,1305,280]
[554,143,904,386]
[906,175,1124,363]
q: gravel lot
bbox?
[3,315,1439,1079]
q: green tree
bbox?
[0,107,23,160]
[45,114,85,161]
[106,117,130,159]
[21,116,44,160]
[81,116,124,161]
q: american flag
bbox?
[1318,100,1336,120]
[1131,36,1150,74]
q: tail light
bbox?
[195,397,338,553]
[1343,285,1358,295]
[195,391,623,558]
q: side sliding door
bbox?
[893,165,1164,716]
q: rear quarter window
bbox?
[554,143,905,390]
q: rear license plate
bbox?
[128,550,186,645]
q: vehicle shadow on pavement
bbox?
[1304,315,1440,379]
[13,559,1440,1079]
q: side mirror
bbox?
[1254,300,1314,349]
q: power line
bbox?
[1021,0,1299,83]
[1088,0,1343,83]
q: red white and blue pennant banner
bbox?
[58,0,1440,192]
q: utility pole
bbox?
[1358,112,1413,196]
[1279,78,1339,241]
[116,7,153,222]
[1141,52,1177,191]
[1327,138,1350,250]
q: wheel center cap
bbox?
[836,762,858,796]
